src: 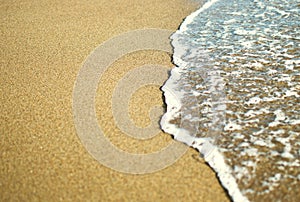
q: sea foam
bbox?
[161,0,300,201]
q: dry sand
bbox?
[1,0,230,201]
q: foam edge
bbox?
[160,0,250,201]
[161,77,249,201]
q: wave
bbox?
[161,0,300,201]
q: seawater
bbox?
[161,0,300,201]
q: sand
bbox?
[1,0,230,201]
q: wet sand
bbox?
[1,0,229,201]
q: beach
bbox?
[0,0,230,201]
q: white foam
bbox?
[160,1,249,201]
[180,0,221,32]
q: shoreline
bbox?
[162,0,300,201]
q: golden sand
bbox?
[1,0,229,201]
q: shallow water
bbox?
[162,0,300,201]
